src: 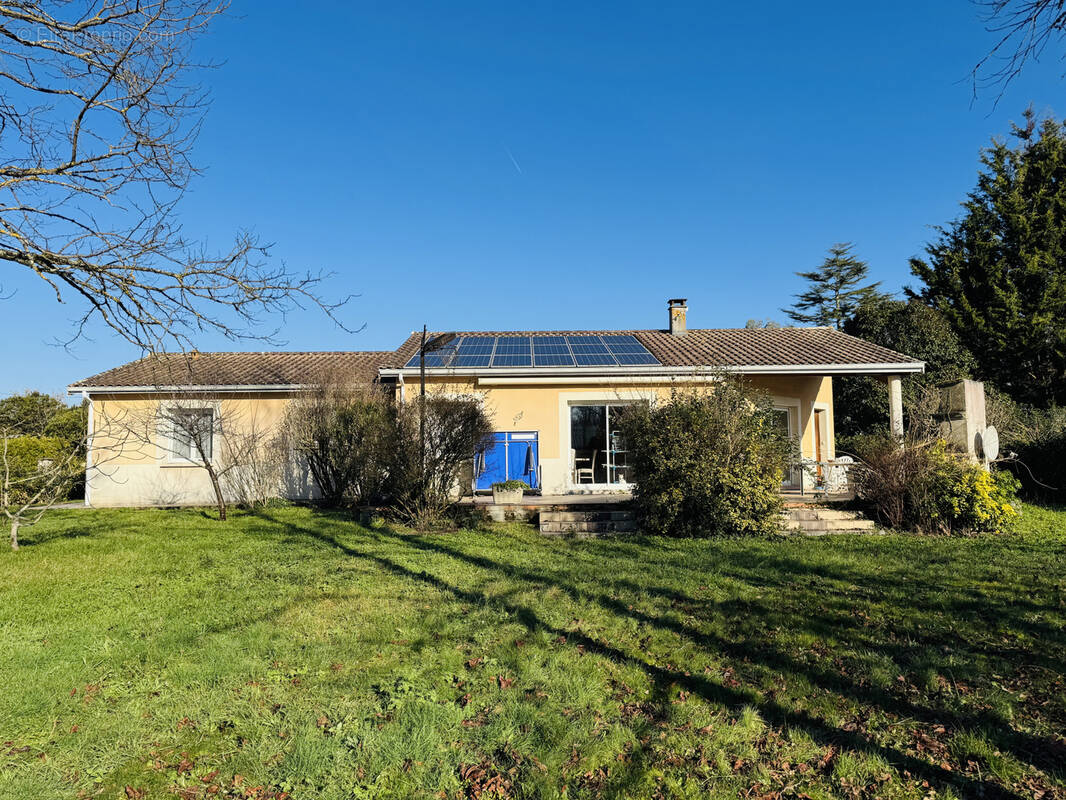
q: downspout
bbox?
[398,373,406,403]
[82,391,93,508]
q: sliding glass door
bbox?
[570,404,631,486]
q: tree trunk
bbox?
[10,518,19,551]
[204,465,227,521]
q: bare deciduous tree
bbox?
[0,401,127,549]
[219,421,285,510]
[0,1,348,351]
[1,428,82,549]
[109,394,281,520]
[974,1,1066,97]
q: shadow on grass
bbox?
[369,524,1066,782]
[258,509,1051,800]
[14,507,146,547]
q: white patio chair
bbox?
[824,455,853,495]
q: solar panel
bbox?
[533,344,570,355]
[494,338,531,353]
[493,354,532,366]
[457,340,494,354]
[406,333,660,368]
[419,353,452,367]
[614,353,660,365]
[535,353,575,366]
[454,354,491,367]
[574,353,617,366]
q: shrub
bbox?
[619,380,790,538]
[998,405,1066,503]
[853,438,1018,534]
[1,436,82,506]
[0,392,82,438]
[43,404,87,446]
[282,384,398,507]
[389,393,493,528]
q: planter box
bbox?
[492,487,524,505]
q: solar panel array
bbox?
[405,334,661,368]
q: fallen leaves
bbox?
[457,761,513,800]
[175,753,194,775]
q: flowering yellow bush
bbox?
[914,442,1018,535]
[855,438,1019,535]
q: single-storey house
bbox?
[68,300,925,507]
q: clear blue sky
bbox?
[3,1,1062,396]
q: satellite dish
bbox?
[424,332,457,354]
[977,426,999,461]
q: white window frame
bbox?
[566,400,642,491]
[160,403,219,466]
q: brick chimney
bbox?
[668,298,687,336]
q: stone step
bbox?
[540,520,639,534]
[784,518,877,532]
[540,510,635,523]
[782,508,865,522]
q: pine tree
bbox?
[783,243,884,328]
[911,109,1066,406]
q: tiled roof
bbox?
[384,328,922,370]
[69,351,393,389]
[71,327,923,390]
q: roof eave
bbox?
[67,383,316,395]
[378,361,926,379]
[70,360,926,394]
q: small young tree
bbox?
[110,395,279,521]
[159,401,230,520]
[0,432,84,550]
[620,379,791,538]
[783,243,885,328]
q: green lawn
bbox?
[1,506,1064,800]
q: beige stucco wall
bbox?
[85,374,835,506]
[397,373,834,495]
[86,392,313,507]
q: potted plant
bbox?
[491,479,528,504]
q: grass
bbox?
[0,504,1063,800]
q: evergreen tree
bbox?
[783,243,884,328]
[835,298,977,446]
[911,109,1066,406]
